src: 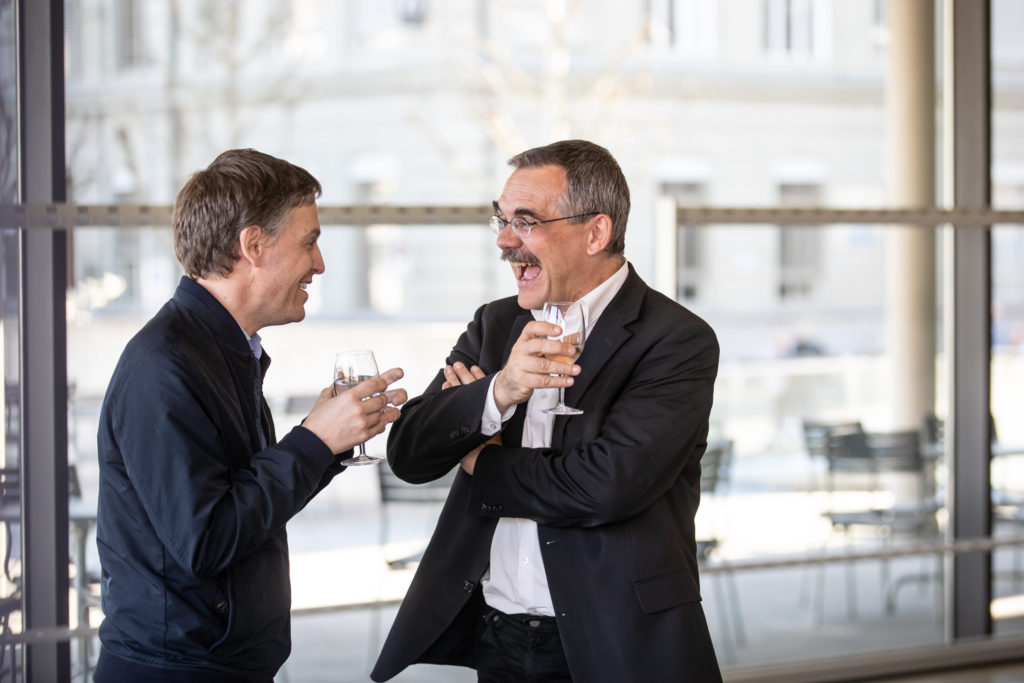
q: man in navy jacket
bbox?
[372,140,721,682]
[95,149,406,682]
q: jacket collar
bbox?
[551,263,646,442]
[502,264,647,444]
[173,276,270,372]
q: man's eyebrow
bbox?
[493,199,540,220]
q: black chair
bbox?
[0,587,22,680]
[926,413,1024,586]
[0,467,19,583]
[814,429,941,620]
[377,462,456,569]
[696,440,744,662]
[993,499,1024,589]
[802,420,864,492]
[0,464,20,679]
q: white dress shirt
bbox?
[479,261,630,616]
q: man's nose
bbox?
[495,223,522,248]
[313,244,325,274]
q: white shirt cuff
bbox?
[482,375,515,435]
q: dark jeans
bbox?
[477,608,572,683]
[94,649,273,683]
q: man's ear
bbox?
[238,225,265,266]
[586,214,613,255]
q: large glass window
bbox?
[26,0,1022,680]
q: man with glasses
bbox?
[372,139,721,682]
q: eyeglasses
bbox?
[489,212,597,238]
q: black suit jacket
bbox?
[371,265,722,683]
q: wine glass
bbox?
[542,301,586,415]
[333,349,384,466]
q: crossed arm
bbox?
[441,318,581,474]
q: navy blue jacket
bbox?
[96,277,343,680]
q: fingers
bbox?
[443,362,487,388]
[525,319,563,340]
[383,387,408,407]
[345,367,404,401]
[492,323,582,411]
[301,365,406,453]
[379,366,404,385]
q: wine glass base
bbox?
[542,404,584,416]
[341,454,383,466]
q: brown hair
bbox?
[508,139,630,254]
[172,148,322,278]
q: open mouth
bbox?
[510,262,542,282]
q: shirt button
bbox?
[522,557,529,565]
[488,423,498,431]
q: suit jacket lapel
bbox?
[552,265,646,445]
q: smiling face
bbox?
[495,165,599,310]
[251,202,324,329]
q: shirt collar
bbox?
[239,326,263,359]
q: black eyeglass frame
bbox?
[489,212,598,237]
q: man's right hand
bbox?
[303,367,408,455]
[493,320,580,413]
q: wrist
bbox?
[492,370,514,413]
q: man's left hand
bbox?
[441,361,486,389]
[439,361,496,474]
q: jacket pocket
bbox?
[207,538,291,659]
[631,568,701,614]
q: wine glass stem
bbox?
[357,442,367,457]
[557,386,566,407]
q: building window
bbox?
[65,0,83,80]
[397,0,429,26]
[646,0,718,57]
[662,181,707,301]
[778,182,821,299]
[115,0,146,70]
[762,0,816,60]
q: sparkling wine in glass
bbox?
[542,301,586,416]
[334,349,384,466]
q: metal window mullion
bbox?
[943,0,992,642]
[19,0,71,681]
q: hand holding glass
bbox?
[333,350,384,466]
[543,301,586,415]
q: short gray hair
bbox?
[508,139,629,254]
